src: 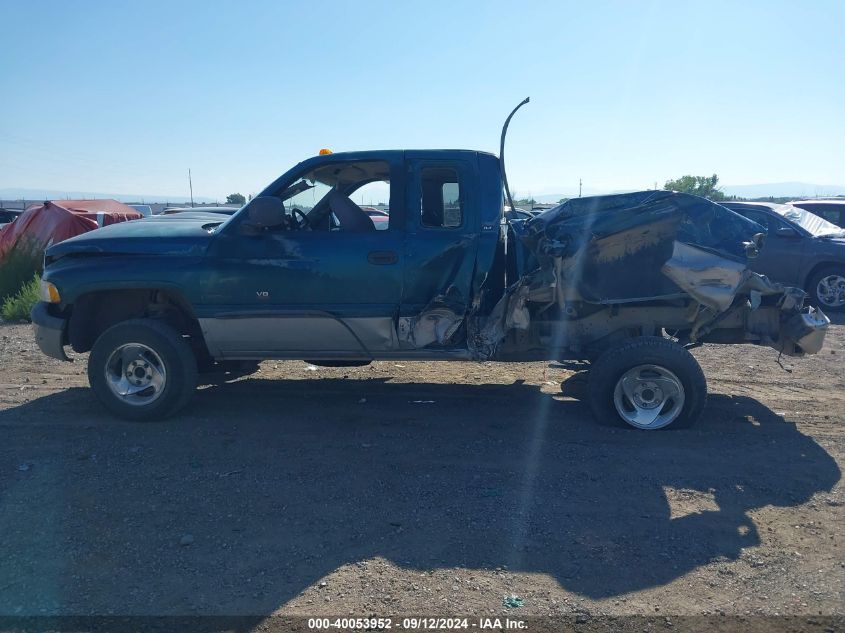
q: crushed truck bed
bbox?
[478,191,829,359]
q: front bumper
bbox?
[30,301,70,361]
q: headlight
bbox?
[39,280,61,303]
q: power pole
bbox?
[188,168,194,208]
[579,178,582,198]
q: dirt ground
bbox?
[0,319,843,623]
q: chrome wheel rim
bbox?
[104,343,167,406]
[816,274,845,308]
[613,364,685,430]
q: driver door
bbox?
[198,158,404,359]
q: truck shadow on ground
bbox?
[0,376,839,615]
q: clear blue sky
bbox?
[1,0,843,200]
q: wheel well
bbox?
[67,289,207,355]
[805,262,843,290]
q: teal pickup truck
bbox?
[32,148,829,430]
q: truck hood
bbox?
[46,215,219,260]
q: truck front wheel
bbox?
[88,319,198,421]
[587,337,707,430]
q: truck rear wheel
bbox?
[587,336,706,430]
[88,319,198,421]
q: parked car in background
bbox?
[127,204,153,217]
[144,211,236,222]
[504,206,535,221]
[0,208,22,228]
[162,206,240,216]
[721,201,845,311]
[1,199,140,301]
[790,199,845,229]
[361,207,390,230]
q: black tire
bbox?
[588,336,707,430]
[807,265,845,313]
[88,319,198,421]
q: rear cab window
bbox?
[420,167,463,229]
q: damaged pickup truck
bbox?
[31,128,829,430]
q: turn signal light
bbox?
[39,280,61,303]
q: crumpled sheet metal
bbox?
[472,190,828,359]
[399,286,467,348]
[471,281,530,358]
[525,190,763,259]
[517,190,766,305]
[661,241,748,313]
[783,308,830,354]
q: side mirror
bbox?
[775,226,799,238]
[243,196,286,233]
[744,232,766,258]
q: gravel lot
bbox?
[0,320,842,623]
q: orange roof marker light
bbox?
[318,148,332,155]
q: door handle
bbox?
[367,250,398,265]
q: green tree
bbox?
[226,193,246,205]
[508,191,535,207]
[663,174,725,201]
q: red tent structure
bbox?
[0,199,141,299]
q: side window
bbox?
[803,205,841,225]
[349,180,391,231]
[817,210,838,223]
[420,167,462,228]
[741,210,775,232]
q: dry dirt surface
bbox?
[0,320,843,629]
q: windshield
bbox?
[774,204,844,237]
[276,160,391,231]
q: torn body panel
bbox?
[398,286,467,348]
[398,154,505,352]
[473,191,829,360]
[661,241,748,313]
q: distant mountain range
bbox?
[529,182,845,203]
[2,181,844,207]
[720,182,845,199]
[0,188,217,204]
